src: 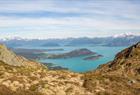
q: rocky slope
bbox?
[0,42,140,95]
[0,44,27,66]
[84,42,140,95]
[0,44,43,68]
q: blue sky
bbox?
[0,0,140,39]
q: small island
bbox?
[83,55,103,60]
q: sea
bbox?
[18,45,126,73]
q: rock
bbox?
[12,81,20,86]
[2,80,11,87]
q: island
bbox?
[83,55,103,60]
[12,48,103,61]
[12,48,64,60]
[46,48,96,59]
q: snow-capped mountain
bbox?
[0,34,140,47]
[0,36,31,41]
[112,33,137,38]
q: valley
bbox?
[0,42,139,95]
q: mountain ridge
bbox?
[1,35,140,47]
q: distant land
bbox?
[41,42,60,47]
[12,48,102,61]
[12,48,64,60]
[0,34,140,48]
[42,63,68,70]
[46,48,102,59]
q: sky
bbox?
[0,0,140,39]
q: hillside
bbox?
[0,44,42,67]
[84,42,140,95]
[0,43,140,95]
[0,44,90,95]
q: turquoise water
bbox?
[38,46,126,72]
[17,46,126,72]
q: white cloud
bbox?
[0,0,140,39]
[0,17,140,30]
[0,0,139,19]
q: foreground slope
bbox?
[84,42,140,95]
[0,43,140,95]
[0,44,91,95]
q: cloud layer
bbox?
[0,0,140,39]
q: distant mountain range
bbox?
[0,34,140,48]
